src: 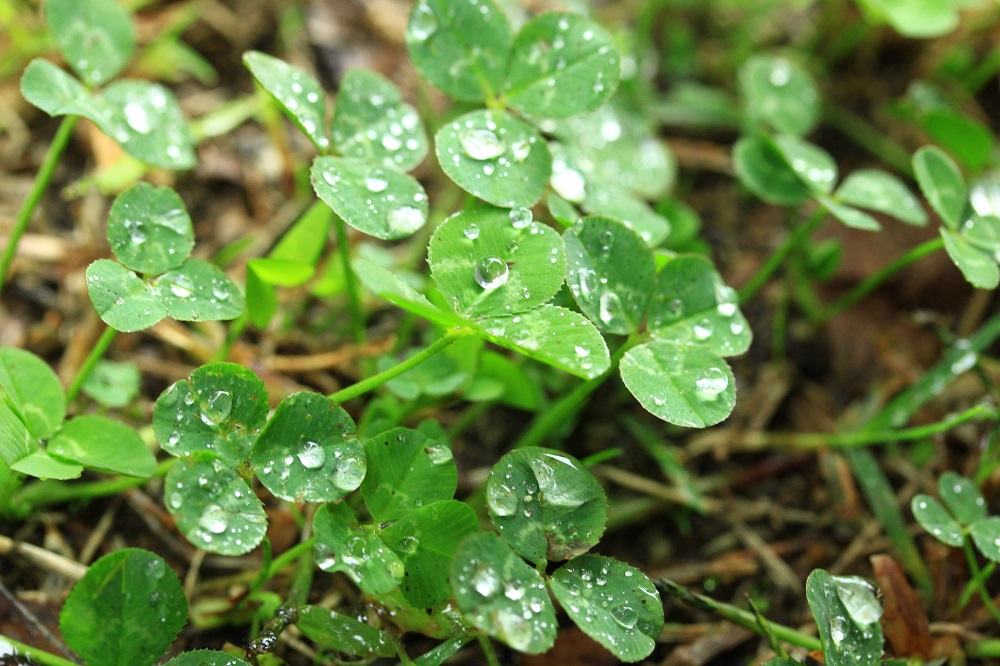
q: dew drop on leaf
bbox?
[474,257,509,289]
[510,206,533,229]
[200,390,233,427]
[424,443,453,465]
[511,139,531,162]
[387,205,425,235]
[829,615,849,645]
[551,160,587,203]
[124,101,151,133]
[459,128,505,160]
[610,604,638,629]
[693,318,714,340]
[409,2,438,40]
[832,575,883,625]
[365,171,388,192]
[463,223,480,239]
[487,482,518,516]
[598,291,622,325]
[333,455,365,491]
[398,536,420,554]
[695,367,728,396]
[145,558,165,579]
[296,441,326,469]
[472,568,499,597]
[198,504,228,534]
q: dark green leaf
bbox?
[835,169,928,226]
[732,135,812,205]
[243,51,329,151]
[739,54,819,136]
[360,427,457,522]
[153,258,245,322]
[296,606,394,658]
[313,502,404,595]
[107,183,194,275]
[913,145,966,229]
[20,59,108,124]
[101,81,196,169]
[0,347,65,440]
[969,517,1000,563]
[352,257,464,329]
[46,0,134,87]
[941,228,999,290]
[938,471,987,525]
[48,415,154,477]
[86,259,167,332]
[805,569,884,666]
[911,494,964,546]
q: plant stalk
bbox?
[0,635,79,666]
[962,539,1000,625]
[739,209,826,304]
[334,215,366,345]
[12,458,175,511]
[0,116,79,291]
[65,325,118,403]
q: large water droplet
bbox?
[198,504,228,534]
[970,171,1000,217]
[693,318,714,340]
[333,455,365,491]
[424,442,453,465]
[124,101,151,133]
[398,535,420,554]
[695,367,728,396]
[463,223,480,239]
[297,441,326,469]
[474,257,509,289]
[488,482,518,516]
[829,615,849,645]
[598,291,622,325]
[531,454,587,508]
[145,558,165,579]
[200,390,233,426]
[610,604,638,629]
[510,206,533,229]
[409,2,438,40]
[504,583,525,600]
[769,59,791,86]
[365,171,388,192]
[459,128,505,160]
[832,575,883,625]
[124,219,146,244]
[387,206,425,235]
[550,162,587,202]
[511,139,531,162]
[472,568,499,597]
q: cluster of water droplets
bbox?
[557,563,645,634]
[442,113,538,207]
[317,162,427,237]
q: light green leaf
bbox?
[247,258,313,287]
[313,502,404,595]
[20,59,108,124]
[487,447,607,565]
[620,341,735,428]
[107,182,194,275]
[60,549,186,666]
[163,651,252,666]
[857,0,959,38]
[0,402,40,471]
[550,555,663,662]
[965,215,1000,255]
[435,110,550,208]
[48,415,155,477]
[938,471,987,525]
[547,192,580,225]
[913,145,966,229]
[428,206,565,319]
[582,189,671,248]
[969,517,1000,563]
[296,606,394,658]
[648,255,751,357]
[564,217,655,335]
[806,569,884,666]
[360,427,457,522]
[243,50,328,151]
[739,54,819,136]
[476,305,610,380]
[922,109,995,172]
[251,392,365,503]
[0,348,65,440]
[153,363,269,466]
[46,0,134,87]
[80,360,140,408]
[473,351,541,411]
[381,500,479,608]
[732,135,812,205]
[311,156,429,239]
[86,259,167,332]
[9,449,83,480]
[772,134,838,195]
[451,533,556,654]
[911,493,964,546]
[835,169,928,226]
[331,68,427,171]
[503,13,619,119]
[165,453,267,555]
[941,228,999,289]
[101,81,196,169]
[818,197,882,232]
[406,0,512,102]
[153,258,245,322]
[352,257,463,328]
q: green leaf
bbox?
[331,69,428,171]
[60,549,186,666]
[251,392,365,502]
[648,256,751,357]
[10,448,83,480]
[835,169,928,226]
[829,575,884,625]
[107,183,194,275]
[153,363,269,466]
[732,135,812,205]
[296,606,394,658]
[922,110,996,171]
[620,341,735,428]
[938,471,987,525]
[965,215,1000,256]
[406,0,512,102]
[548,192,580,225]
[20,59,108,124]
[476,305,610,380]
[352,257,463,329]
[0,402,40,470]
[550,555,663,662]
[247,258,313,287]
[101,81,196,169]
[311,156,429,239]
[805,569,883,666]
[360,427,457,522]
[564,216,655,335]
[913,145,966,229]
[911,493,964,546]
[164,453,267,555]
[969,517,1000,563]
[503,13,620,119]
[856,0,958,38]
[451,533,556,654]
[313,502,404,595]
[86,259,167,332]
[739,54,819,136]
[0,348,65,440]
[582,189,671,248]
[772,134,838,195]
[81,360,140,408]
[435,110,551,208]
[48,415,154,477]
[473,351,541,410]
[941,228,999,290]
[46,0,135,87]
[153,258,245,322]
[820,197,882,231]
[162,651,252,666]
[428,206,565,318]
[381,346,469,400]
[243,51,328,151]
[487,447,607,564]
[381,500,479,608]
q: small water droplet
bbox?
[598,291,622,324]
[510,206,533,229]
[610,604,638,629]
[124,101,151,133]
[198,504,228,534]
[693,318,714,340]
[409,2,438,40]
[829,615,849,645]
[424,442,453,465]
[474,257,509,289]
[472,568,498,597]
[488,482,518,516]
[297,441,326,469]
[199,390,232,426]
[463,223,480,239]
[115,296,125,306]
[511,139,531,161]
[695,367,728,396]
[145,558,165,579]
[365,170,388,192]
[459,128,505,160]
[504,583,525,600]
[398,536,420,554]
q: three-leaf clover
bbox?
[912,471,1000,562]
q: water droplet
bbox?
[124,218,146,244]
[382,134,402,151]
[365,171,388,192]
[409,2,438,40]
[199,390,232,426]
[598,291,622,324]
[463,223,480,239]
[510,206,533,229]
[769,60,791,86]
[145,558,165,579]
[198,504,228,534]
[832,575,883,625]
[574,345,590,357]
[115,296,125,306]
[398,535,420,554]
[459,128,505,160]
[504,583,525,600]
[695,367,728,396]
[693,318,714,340]
[474,257,509,289]
[424,442,453,464]
[610,604,638,629]
[168,492,182,509]
[297,441,326,469]
[472,568,498,597]
[511,139,531,161]
[550,161,587,202]
[333,455,365,491]
[124,101,151,133]
[829,615,849,645]
[387,206,425,234]
[531,454,588,508]
[488,482,518,516]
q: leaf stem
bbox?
[65,325,118,403]
[0,635,79,666]
[328,328,471,404]
[817,236,945,322]
[962,539,1000,625]
[739,209,826,305]
[477,635,502,666]
[0,115,79,291]
[12,458,175,511]
[334,214,367,345]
